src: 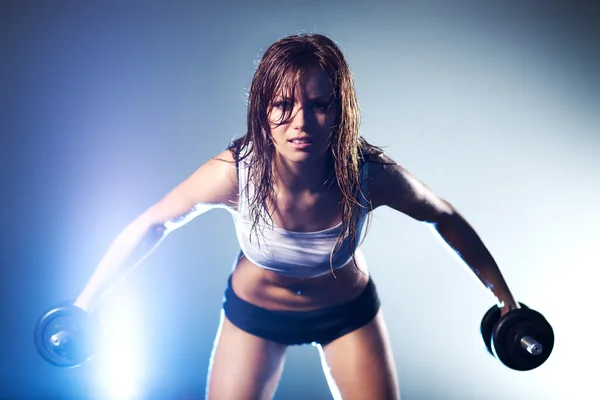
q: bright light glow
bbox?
[93,292,147,400]
[315,343,342,400]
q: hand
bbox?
[73,295,92,313]
[499,300,520,317]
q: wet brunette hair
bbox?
[228,33,385,273]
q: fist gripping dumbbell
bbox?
[480,303,554,371]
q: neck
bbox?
[273,153,335,194]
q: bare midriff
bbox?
[230,248,371,311]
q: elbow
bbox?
[430,201,459,228]
[150,222,168,238]
[133,209,168,238]
[138,220,168,249]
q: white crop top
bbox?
[232,154,370,278]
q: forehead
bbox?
[276,68,333,98]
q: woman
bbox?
[74,34,518,399]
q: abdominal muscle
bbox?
[229,247,371,311]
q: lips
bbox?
[288,137,313,143]
[288,136,313,150]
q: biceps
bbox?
[144,155,237,228]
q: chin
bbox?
[291,150,330,165]
[285,152,313,163]
[274,142,330,165]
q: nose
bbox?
[291,105,307,130]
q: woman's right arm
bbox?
[73,149,238,312]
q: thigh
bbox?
[320,309,400,400]
[206,311,288,400]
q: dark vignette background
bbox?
[1,1,598,399]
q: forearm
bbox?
[74,216,167,312]
[432,211,518,310]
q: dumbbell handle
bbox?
[50,331,70,347]
[520,336,543,355]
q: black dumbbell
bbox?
[480,302,529,356]
[480,303,554,371]
[34,303,100,368]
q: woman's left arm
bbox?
[368,154,519,316]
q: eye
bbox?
[313,102,330,113]
[273,101,292,111]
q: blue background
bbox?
[1,1,598,398]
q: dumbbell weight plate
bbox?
[491,308,554,371]
[34,304,98,368]
[480,303,528,356]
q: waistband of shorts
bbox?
[224,273,378,318]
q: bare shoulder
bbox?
[366,152,453,222]
[190,148,239,204]
[143,149,239,228]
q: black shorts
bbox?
[222,275,381,346]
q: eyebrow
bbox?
[309,94,333,101]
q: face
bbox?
[268,68,338,165]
